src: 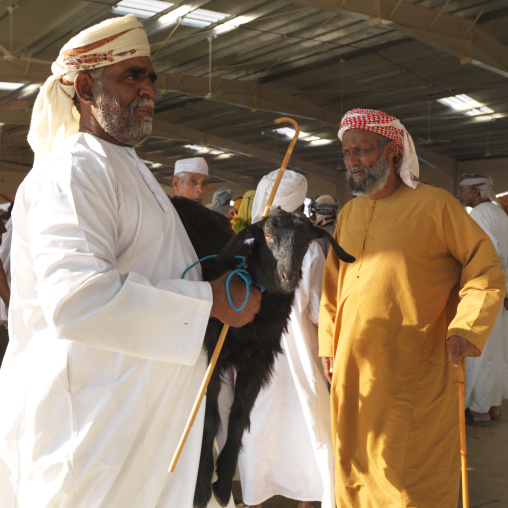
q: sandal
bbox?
[465,409,490,427]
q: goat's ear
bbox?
[312,225,356,263]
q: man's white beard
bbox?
[96,86,153,146]
[347,155,391,196]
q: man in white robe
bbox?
[173,157,209,204]
[0,15,260,508]
[457,173,508,424]
[237,170,335,508]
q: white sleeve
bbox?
[22,154,212,365]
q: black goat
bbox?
[171,197,354,508]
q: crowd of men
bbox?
[0,13,506,508]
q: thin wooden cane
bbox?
[262,117,300,219]
[458,358,469,508]
[169,117,301,472]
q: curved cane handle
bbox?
[262,117,301,218]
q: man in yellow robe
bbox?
[319,108,506,508]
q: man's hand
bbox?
[446,335,481,368]
[322,356,334,383]
[209,272,262,328]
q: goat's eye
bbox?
[265,233,272,240]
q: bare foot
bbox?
[489,406,502,420]
[469,410,491,423]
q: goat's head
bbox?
[240,208,355,294]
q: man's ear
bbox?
[384,139,397,161]
[74,72,96,107]
[172,176,180,193]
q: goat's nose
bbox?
[280,270,289,282]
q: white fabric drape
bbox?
[0,133,231,507]
[465,201,508,412]
[238,242,335,507]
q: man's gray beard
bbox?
[95,85,153,146]
[347,155,391,196]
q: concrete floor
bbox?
[232,399,508,508]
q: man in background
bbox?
[0,14,259,508]
[172,157,209,204]
[457,173,508,425]
[309,194,339,256]
[319,108,506,508]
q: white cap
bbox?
[251,169,308,223]
[174,157,209,176]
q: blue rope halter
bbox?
[181,255,265,312]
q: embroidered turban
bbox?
[251,169,307,224]
[28,14,150,158]
[459,173,500,205]
[338,108,420,189]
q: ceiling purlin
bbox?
[17,0,118,59]
[289,0,508,78]
[151,118,339,184]
[156,73,341,125]
[150,1,290,73]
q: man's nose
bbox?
[349,151,360,166]
[140,78,157,101]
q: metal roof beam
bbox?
[151,118,339,184]
[158,73,341,124]
[415,144,455,178]
[289,0,508,78]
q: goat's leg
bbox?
[212,370,263,507]
[193,369,223,508]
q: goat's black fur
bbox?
[171,196,354,508]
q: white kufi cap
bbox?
[174,157,209,176]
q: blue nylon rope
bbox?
[181,255,265,312]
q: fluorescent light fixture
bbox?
[214,15,253,35]
[151,163,163,168]
[274,127,299,139]
[0,81,24,91]
[464,106,494,116]
[309,139,333,146]
[180,8,228,28]
[273,127,332,146]
[158,5,194,25]
[437,94,482,111]
[113,0,173,19]
[216,153,231,159]
[184,144,210,153]
[437,94,496,119]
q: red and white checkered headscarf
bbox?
[28,14,150,158]
[338,108,419,189]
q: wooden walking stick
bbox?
[458,358,470,508]
[169,116,301,473]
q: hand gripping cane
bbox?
[169,117,300,473]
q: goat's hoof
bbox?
[193,484,212,508]
[212,478,232,507]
